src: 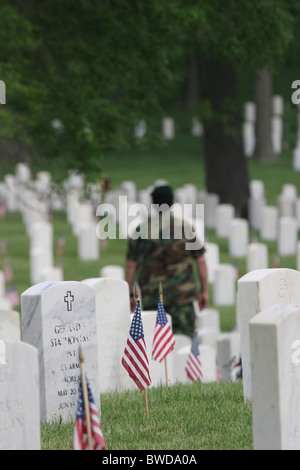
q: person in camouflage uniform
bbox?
[125,185,208,336]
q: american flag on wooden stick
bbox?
[122,299,151,391]
[56,234,65,258]
[185,331,203,382]
[152,298,175,363]
[5,283,19,308]
[0,201,7,219]
[3,258,13,283]
[72,377,105,450]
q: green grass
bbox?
[41,381,253,450]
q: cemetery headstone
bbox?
[215,204,235,238]
[246,242,268,273]
[204,242,220,283]
[172,335,192,384]
[100,265,125,280]
[204,193,219,229]
[237,268,300,402]
[162,117,175,140]
[82,277,135,392]
[216,331,240,382]
[260,205,278,241]
[0,310,21,340]
[78,223,99,261]
[278,216,297,256]
[250,303,300,450]
[213,264,236,306]
[0,340,40,450]
[194,305,220,348]
[21,281,100,422]
[228,218,249,258]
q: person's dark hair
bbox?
[151,185,174,207]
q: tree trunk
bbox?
[199,58,249,218]
[185,48,200,106]
[254,67,277,163]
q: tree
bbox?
[0,0,296,205]
[0,0,189,180]
[254,67,277,164]
[184,0,294,215]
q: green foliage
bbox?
[0,0,297,180]
[197,0,294,68]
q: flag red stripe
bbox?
[127,336,150,376]
[152,325,175,362]
[185,353,203,381]
[122,336,151,391]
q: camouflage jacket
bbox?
[126,212,205,310]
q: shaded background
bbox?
[0,0,300,217]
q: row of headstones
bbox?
[237,267,300,450]
[135,97,286,159]
[4,267,300,450]
[243,97,285,158]
[0,276,239,449]
[0,271,11,310]
[134,116,203,140]
[4,166,299,263]
[0,165,102,265]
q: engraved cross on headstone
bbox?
[64,291,74,311]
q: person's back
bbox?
[125,185,208,336]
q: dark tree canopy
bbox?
[0,0,297,197]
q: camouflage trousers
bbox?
[166,302,196,338]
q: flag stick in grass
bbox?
[151,282,175,387]
[122,284,151,417]
[74,346,106,450]
[160,283,168,386]
[79,345,93,450]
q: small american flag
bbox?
[0,201,7,219]
[216,360,222,383]
[3,258,13,283]
[185,331,203,382]
[56,235,65,258]
[122,300,151,391]
[72,377,105,450]
[5,283,20,308]
[152,299,175,363]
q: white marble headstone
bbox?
[21,281,100,423]
[213,264,236,306]
[82,277,135,393]
[246,242,269,273]
[250,304,300,450]
[0,310,21,340]
[216,331,240,382]
[0,340,40,450]
[172,343,216,384]
[195,306,220,348]
[228,218,249,258]
[237,268,300,402]
[204,242,220,283]
[171,334,192,384]
[260,205,278,241]
[278,217,297,256]
[215,204,235,238]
